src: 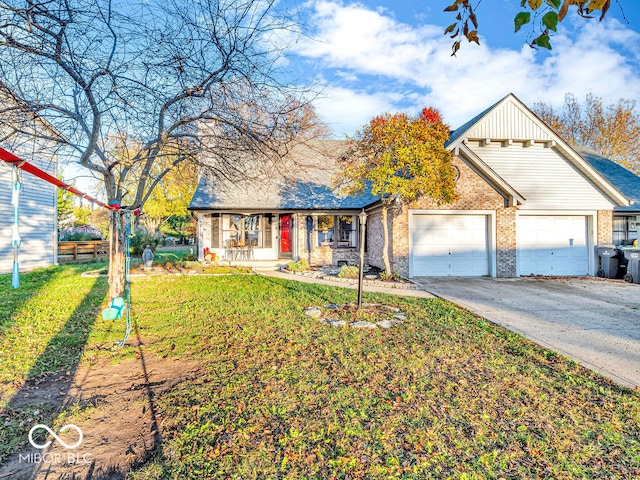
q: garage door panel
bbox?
[410,214,490,277]
[518,215,589,276]
[429,259,451,275]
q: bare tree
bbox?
[533,93,640,175]
[0,0,321,297]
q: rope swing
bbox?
[11,165,22,289]
[1,148,141,349]
[102,204,138,350]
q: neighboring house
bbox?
[0,154,58,274]
[580,148,640,246]
[190,94,633,278]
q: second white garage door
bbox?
[411,214,490,276]
[518,215,589,276]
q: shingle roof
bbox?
[188,140,378,211]
[579,147,640,213]
[445,99,502,147]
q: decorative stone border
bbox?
[284,268,422,290]
[303,303,407,329]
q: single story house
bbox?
[189,93,635,278]
[0,153,58,274]
[189,141,378,266]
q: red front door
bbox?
[279,214,293,257]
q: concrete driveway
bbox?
[416,277,640,390]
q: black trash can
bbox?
[620,248,640,284]
[596,245,620,278]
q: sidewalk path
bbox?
[258,270,435,299]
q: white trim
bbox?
[516,210,597,276]
[53,163,59,266]
[408,210,497,278]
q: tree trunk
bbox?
[381,204,392,275]
[108,211,126,300]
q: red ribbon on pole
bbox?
[0,147,115,210]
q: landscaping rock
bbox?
[350,321,377,329]
[393,313,407,320]
[376,320,394,329]
[304,306,322,318]
[382,306,401,312]
[328,320,347,327]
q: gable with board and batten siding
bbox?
[448,94,623,211]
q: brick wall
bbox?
[374,156,518,277]
[496,207,517,277]
[597,210,613,245]
[299,213,367,266]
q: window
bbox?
[316,215,357,248]
[613,216,638,245]
[317,215,334,246]
[222,214,263,247]
[337,216,357,248]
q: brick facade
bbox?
[496,207,517,277]
[597,210,613,245]
[296,213,366,266]
[370,156,518,278]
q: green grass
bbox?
[0,264,107,391]
[1,266,639,478]
[153,245,196,263]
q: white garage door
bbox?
[518,215,589,276]
[411,214,489,276]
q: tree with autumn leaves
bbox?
[340,108,457,275]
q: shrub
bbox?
[129,232,162,256]
[379,271,402,282]
[287,258,309,272]
[181,261,203,269]
[182,253,198,262]
[337,265,359,278]
[60,232,94,241]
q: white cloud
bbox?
[534,19,640,107]
[312,85,402,137]
[290,1,640,133]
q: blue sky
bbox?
[282,0,640,136]
[66,0,640,193]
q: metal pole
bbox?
[357,210,367,309]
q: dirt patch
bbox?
[0,352,202,480]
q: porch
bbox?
[196,211,365,268]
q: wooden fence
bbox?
[58,241,109,262]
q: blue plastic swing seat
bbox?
[102,297,125,320]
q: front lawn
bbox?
[0,266,639,478]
